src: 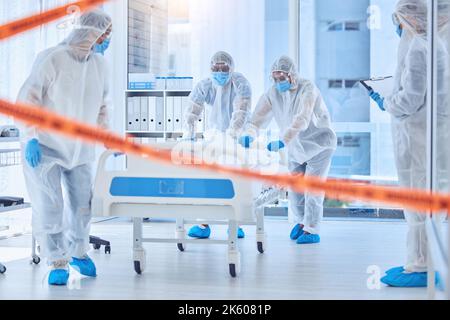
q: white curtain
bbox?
[0,1,40,103]
[40,0,73,49]
[0,0,72,214]
[0,0,71,102]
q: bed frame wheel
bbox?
[257,241,265,254]
[228,251,241,277]
[32,256,41,265]
[177,243,185,252]
[134,261,142,275]
[133,249,146,275]
[229,264,237,278]
[0,264,6,274]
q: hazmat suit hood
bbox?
[61,9,112,59]
[271,55,300,89]
[210,51,235,73]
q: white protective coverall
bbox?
[246,56,337,235]
[17,10,112,264]
[183,51,252,138]
[385,0,449,273]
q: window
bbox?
[328,79,359,89]
[328,80,343,88]
[128,0,289,97]
[345,21,360,31]
[327,21,361,32]
[168,0,289,95]
[299,0,399,183]
[332,133,370,176]
[327,22,343,31]
[345,80,359,88]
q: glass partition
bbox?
[428,0,450,298]
[299,0,400,185]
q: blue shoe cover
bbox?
[435,272,444,291]
[381,271,428,287]
[297,233,320,244]
[70,256,97,277]
[290,224,304,240]
[188,225,211,239]
[227,227,245,239]
[385,266,405,275]
[237,228,245,239]
[48,269,69,286]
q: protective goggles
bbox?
[272,71,290,83]
[211,63,231,73]
[392,13,401,26]
[72,23,112,37]
[98,30,112,43]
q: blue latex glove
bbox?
[267,140,285,152]
[25,139,42,168]
[238,135,254,149]
[369,91,386,111]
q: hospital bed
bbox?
[92,143,283,277]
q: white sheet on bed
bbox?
[170,130,289,175]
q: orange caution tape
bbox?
[0,1,449,215]
[0,0,109,41]
[1,98,449,215]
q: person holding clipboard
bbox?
[367,0,449,288]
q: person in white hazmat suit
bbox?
[17,10,112,286]
[369,0,449,287]
[240,56,337,245]
[183,51,252,240]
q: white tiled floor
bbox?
[0,219,429,300]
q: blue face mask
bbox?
[94,38,111,55]
[212,72,231,86]
[396,25,403,38]
[276,80,292,93]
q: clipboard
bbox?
[360,76,394,97]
